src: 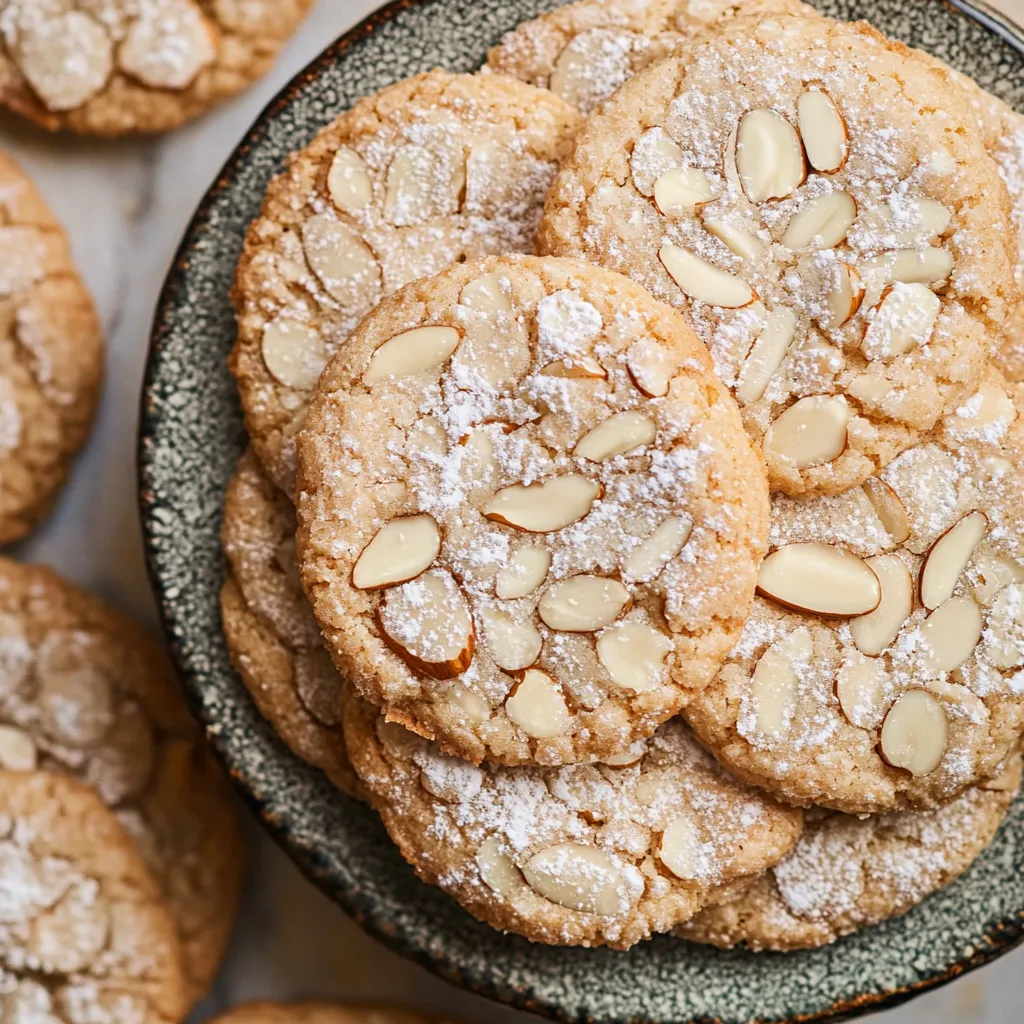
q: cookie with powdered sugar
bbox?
[231,69,581,496]
[210,1004,456,1024]
[296,254,770,767]
[343,692,802,948]
[539,11,1019,497]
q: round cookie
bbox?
[210,1004,451,1024]
[990,106,1024,384]
[0,769,188,1024]
[344,693,803,949]
[296,254,770,767]
[679,755,1021,950]
[0,0,315,136]
[230,69,581,495]
[538,12,1019,497]
[683,368,1024,813]
[0,558,243,1006]
[221,448,363,798]
[0,149,102,547]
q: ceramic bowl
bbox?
[139,2,1024,1021]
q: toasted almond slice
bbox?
[980,584,1024,669]
[797,89,848,172]
[702,216,765,260]
[818,262,865,330]
[484,475,601,532]
[851,554,913,655]
[758,543,881,617]
[523,843,634,915]
[836,655,889,729]
[862,478,911,546]
[971,550,1024,606]
[781,192,857,249]
[0,725,37,772]
[406,415,447,458]
[764,395,851,469]
[261,318,329,391]
[848,372,893,405]
[574,412,656,462]
[623,517,692,582]
[548,28,630,112]
[948,382,1017,438]
[659,243,755,308]
[736,307,797,404]
[480,607,543,672]
[302,215,382,308]
[378,570,474,679]
[862,283,941,362]
[352,515,441,590]
[918,595,983,674]
[540,357,607,379]
[363,325,461,384]
[626,337,676,397]
[748,628,812,739]
[654,167,715,216]
[505,669,571,739]
[597,620,673,692]
[539,576,630,632]
[328,146,373,214]
[631,128,683,197]
[496,546,551,600]
[460,274,513,314]
[877,198,952,245]
[477,838,521,896]
[736,108,806,202]
[602,742,648,767]
[919,511,988,610]
[659,812,702,880]
[859,248,954,290]
[879,689,948,775]
[383,144,456,226]
[459,428,500,504]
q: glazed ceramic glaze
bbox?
[139,2,1024,1021]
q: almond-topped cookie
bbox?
[296,255,770,767]
[683,368,1024,813]
[230,69,581,496]
[343,693,802,948]
[679,753,1021,951]
[210,1004,455,1024]
[539,12,1019,497]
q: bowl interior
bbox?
[140,2,1024,1022]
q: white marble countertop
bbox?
[7,0,1024,1020]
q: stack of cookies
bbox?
[222,0,1024,953]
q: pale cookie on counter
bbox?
[683,368,1024,813]
[221,448,364,799]
[0,149,102,547]
[0,770,188,1024]
[0,558,243,1006]
[344,693,802,948]
[230,69,581,495]
[539,12,1019,497]
[296,255,770,767]
[0,0,315,135]
[680,755,1021,950]
[210,1004,457,1024]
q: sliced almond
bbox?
[406,415,447,459]
[879,689,949,776]
[862,478,911,546]
[302,215,382,308]
[851,554,913,655]
[980,584,1024,669]
[757,543,881,617]
[602,743,647,767]
[948,382,1017,438]
[539,576,630,632]
[782,192,857,249]
[261,318,329,391]
[548,29,631,113]
[496,546,552,600]
[919,511,988,611]
[118,4,214,88]
[971,550,1024,606]
[659,243,755,308]
[505,669,571,739]
[735,108,806,202]
[460,274,512,314]
[363,325,461,385]
[378,571,474,679]
[597,620,673,692]
[522,843,634,915]
[747,628,812,739]
[862,283,941,362]
[764,396,851,469]
[327,146,373,214]
[382,144,457,226]
[539,357,607,379]
[702,216,765,261]
[484,475,601,532]
[836,655,889,730]
[736,306,796,404]
[797,89,848,172]
[631,128,683,197]
[480,607,543,672]
[653,167,715,217]
[820,262,865,330]
[623,517,692,582]
[477,838,521,897]
[659,813,702,880]
[874,198,952,245]
[459,428,500,503]
[574,412,656,462]
[352,515,441,591]
[0,725,37,772]
[626,337,676,397]
[859,248,954,290]
[919,595,983,674]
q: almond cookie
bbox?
[230,70,581,496]
[221,448,363,798]
[0,769,188,1024]
[487,0,812,114]
[990,106,1024,384]
[538,12,1019,497]
[0,149,102,547]
[0,0,315,136]
[344,692,802,948]
[210,1004,453,1024]
[0,558,243,1005]
[679,753,1020,951]
[683,368,1024,813]
[296,254,770,767]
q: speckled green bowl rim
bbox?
[140,2,1024,1022]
